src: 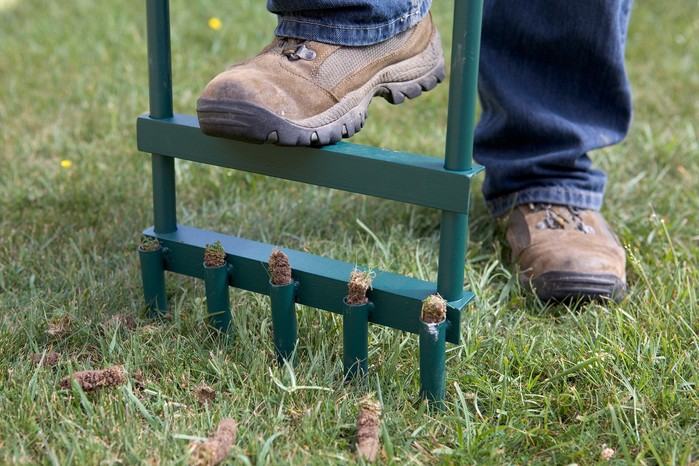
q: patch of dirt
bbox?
[58,366,126,392]
[194,383,217,405]
[269,248,292,286]
[33,352,61,367]
[188,418,238,466]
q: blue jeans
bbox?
[267,0,634,217]
[268,0,432,46]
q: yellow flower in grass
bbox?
[60,160,72,169]
[208,17,222,31]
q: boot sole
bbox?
[197,55,446,146]
[522,271,627,303]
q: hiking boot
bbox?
[506,204,627,302]
[197,14,445,146]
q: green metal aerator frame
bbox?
[138,0,483,408]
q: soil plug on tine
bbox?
[269,248,298,364]
[203,240,226,268]
[138,235,167,316]
[419,294,448,409]
[346,268,374,305]
[421,294,446,324]
[203,241,231,333]
[269,247,292,286]
[343,269,375,379]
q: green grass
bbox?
[1,0,698,464]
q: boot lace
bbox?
[530,203,596,234]
[279,39,316,61]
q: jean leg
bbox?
[267,0,432,45]
[474,0,634,217]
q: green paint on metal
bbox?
[137,115,482,215]
[146,0,173,119]
[152,154,177,234]
[435,0,484,310]
[269,281,298,364]
[144,225,474,344]
[343,300,372,379]
[204,263,232,333]
[138,245,168,315]
[146,1,177,234]
[444,0,484,172]
[437,211,470,302]
[419,318,447,410]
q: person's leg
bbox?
[476,0,633,215]
[197,0,441,146]
[474,0,633,302]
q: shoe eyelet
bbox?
[282,44,316,61]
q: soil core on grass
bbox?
[189,418,238,466]
[58,366,126,392]
[356,397,382,462]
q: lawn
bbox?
[1,0,698,464]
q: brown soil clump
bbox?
[33,352,61,367]
[421,294,447,324]
[194,383,217,404]
[58,366,126,392]
[346,269,374,305]
[189,418,238,466]
[356,397,382,462]
[204,241,226,268]
[269,248,292,286]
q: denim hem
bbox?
[273,3,430,46]
[487,187,605,217]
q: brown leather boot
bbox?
[197,14,444,146]
[506,204,627,302]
